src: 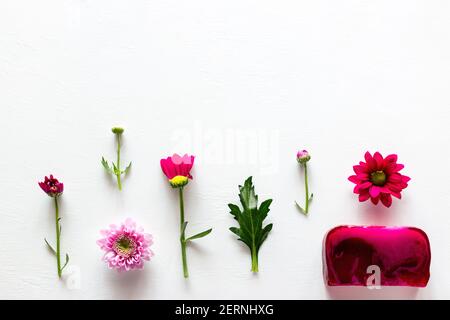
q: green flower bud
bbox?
[112,127,124,135]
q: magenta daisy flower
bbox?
[348,151,411,207]
[160,153,195,188]
[160,153,212,278]
[97,218,154,271]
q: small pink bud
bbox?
[297,150,311,164]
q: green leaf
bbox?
[123,162,132,175]
[238,177,258,211]
[61,254,69,272]
[112,162,120,175]
[44,238,56,255]
[186,228,212,242]
[228,204,241,221]
[228,176,273,272]
[257,223,273,251]
[101,157,113,175]
[229,227,241,237]
[295,201,307,215]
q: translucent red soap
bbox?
[323,226,431,287]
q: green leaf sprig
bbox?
[101,127,131,190]
[228,176,273,273]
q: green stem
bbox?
[304,163,309,214]
[116,134,122,190]
[179,188,189,278]
[251,247,259,273]
[55,197,62,278]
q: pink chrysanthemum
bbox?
[38,174,64,197]
[97,218,154,271]
[160,153,195,188]
[348,151,411,208]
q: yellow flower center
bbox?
[371,170,386,186]
[169,175,189,188]
[113,235,136,258]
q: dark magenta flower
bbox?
[39,175,64,198]
[348,152,410,208]
[39,174,68,278]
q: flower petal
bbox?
[358,181,372,191]
[353,165,367,174]
[386,182,402,193]
[373,152,384,169]
[390,190,402,199]
[359,192,370,202]
[364,151,373,162]
[384,154,398,163]
[364,151,375,169]
[356,173,369,181]
[160,158,176,180]
[369,186,381,198]
[389,173,402,183]
[380,193,393,207]
[348,175,359,184]
[385,163,404,174]
[171,153,183,165]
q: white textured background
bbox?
[1,0,450,300]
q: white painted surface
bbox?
[1,0,449,300]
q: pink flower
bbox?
[348,151,411,208]
[38,174,64,197]
[160,153,195,188]
[296,150,311,164]
[97,218,154,271]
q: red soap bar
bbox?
[323,226,431,287]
